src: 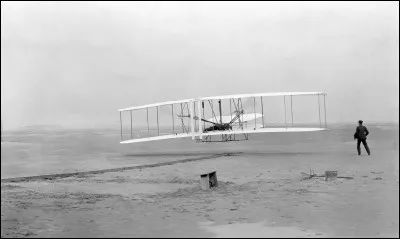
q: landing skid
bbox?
[196,133,249,143]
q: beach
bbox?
[1,123,399,237]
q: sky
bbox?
[1,1,399,130]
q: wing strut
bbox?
[147,108,150,136]
[193,102,197,131]
[324,94,327,128]
[230,99,233,122]
[284,96,287,129]
[189,100,195,139]
[261,96,265,128]
[208,100,219,124]
[291,95,294,126]
[202,101,205,130]
[253,97,256,129]
[197,100,203,140]
[172,104,175,134]
[318,94,321,128]
[240,98,244,130]
[120,111,123,141]
[180,103,186,133]
[157,106,160,136]
[130,110,133,139]
[218,99,223,124]
[231,99,242,129]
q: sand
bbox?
[1,124,399,237]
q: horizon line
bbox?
[2,120,399,132]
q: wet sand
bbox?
[1,124,399,237]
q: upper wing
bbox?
[197,92,326,101]
[118,98,193,112]
[119,92,325,112]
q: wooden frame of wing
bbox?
[118,92,328,144]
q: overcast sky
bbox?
[1,1,399,130]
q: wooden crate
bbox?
[200,171,218,190]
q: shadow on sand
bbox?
[1,153,231,183]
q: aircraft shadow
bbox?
[123,151,316,158]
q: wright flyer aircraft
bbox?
[118,92,328,144]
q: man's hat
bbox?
[358,120,363,124]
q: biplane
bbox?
[118,92,328,143]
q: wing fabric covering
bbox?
[118,92,328,143]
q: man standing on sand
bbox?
[354,120,371,155]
